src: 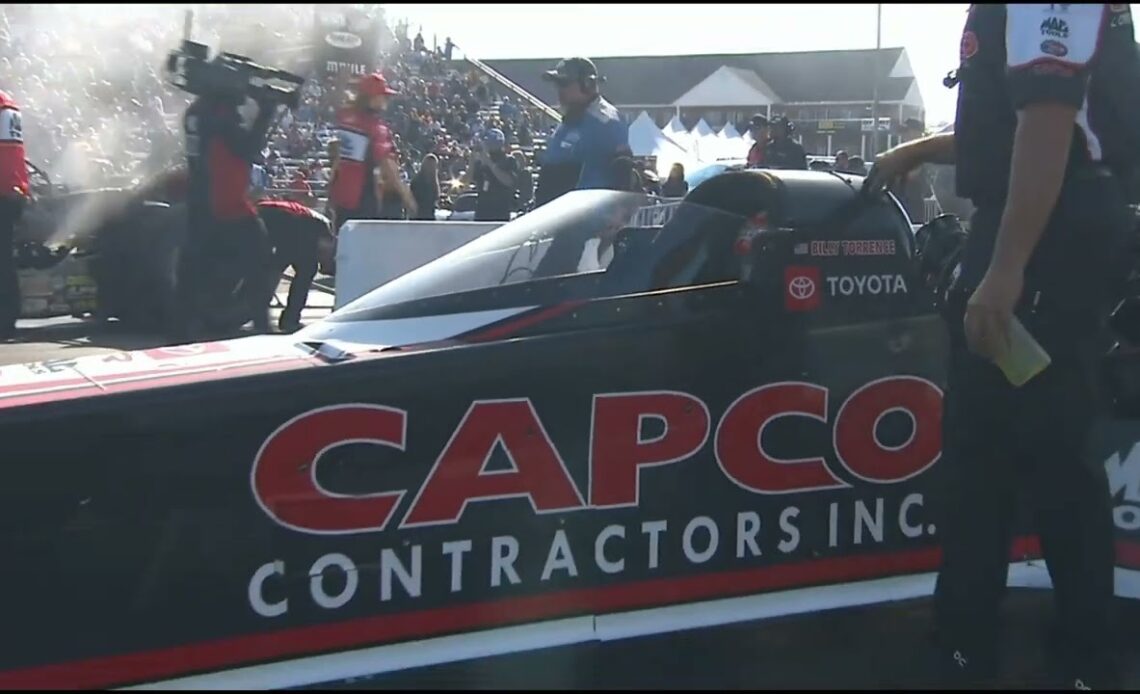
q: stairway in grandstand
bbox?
[457,44,560,163]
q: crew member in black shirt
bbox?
[765,116,807,170]
[867,4,1140,687]
[461,128,518,222]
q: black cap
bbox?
[748,114,769,129]
[542,57,600,85]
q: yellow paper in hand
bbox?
[993,315,1052,387]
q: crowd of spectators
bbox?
[264,29,557,218]
[0,4,189,188]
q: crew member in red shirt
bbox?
[179,90,278,338]
[0,89,30,340]
[257,196,335,333]
[328,72,417,231]
[745,114,770,168]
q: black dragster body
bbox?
[0,170,1137,689]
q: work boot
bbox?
[278,316,302,334]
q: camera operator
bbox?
[459,128,518,222]
[0,88,29,341]
[179,89,279,338]
[328,73,417,232]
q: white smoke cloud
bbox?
[0,3,323,243]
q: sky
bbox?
[385,3,971,126]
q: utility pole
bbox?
[870,3,882,159]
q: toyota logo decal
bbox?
[788,274,816,300]
[784,265,822,312]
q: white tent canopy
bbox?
[719,123,741,140]
[672,65,780,108]
[663,116,691,146]
[698,121,726,162]
[664,115,687,135]
[662,118,695,155]
[705,129,748,162]
[628,111,695,175]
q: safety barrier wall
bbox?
[335,220,505,310]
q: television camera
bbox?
[164,40,305,110]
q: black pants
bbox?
[262,210,321,332]
[0,196,21,335]
[933,176,1130,663]
[177,213,275,336]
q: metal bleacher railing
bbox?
[456,45,562,127]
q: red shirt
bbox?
[185,98,263,221]
[208,135,257,219]
[290,173,311,196]
[258,199,324,221]
[329,106,397,211]
[746,140,766,168]
[257,199,335,242]
[0,90,30,199]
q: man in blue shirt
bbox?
[533,57,631,207]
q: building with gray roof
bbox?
[485,47,926,158]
